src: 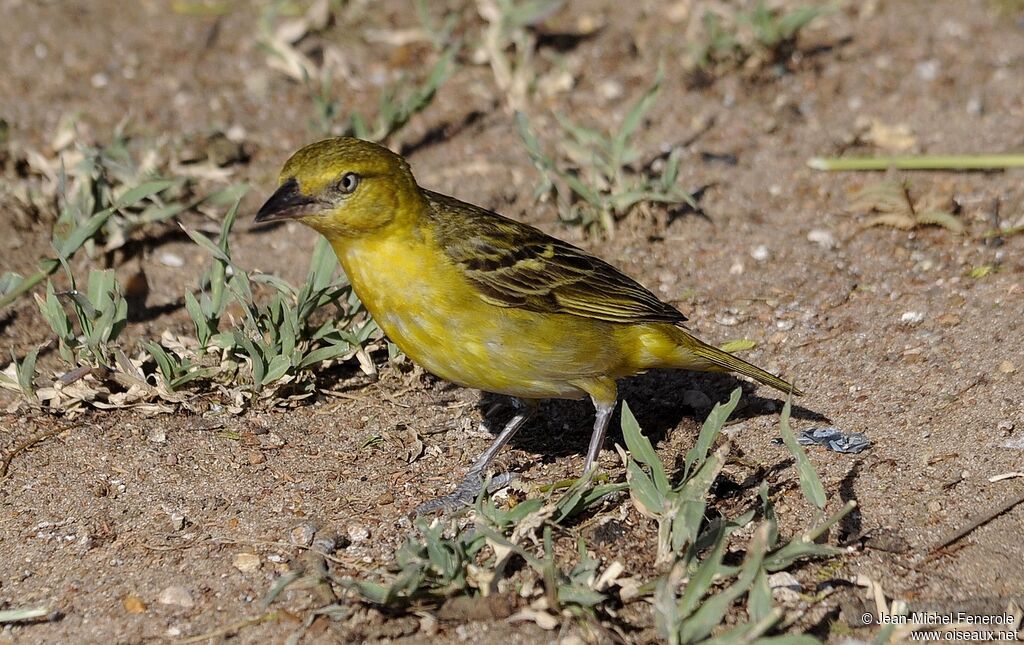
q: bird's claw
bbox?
[414,471,515,515]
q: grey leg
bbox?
[416,398,536,514]
[583,397,616,472]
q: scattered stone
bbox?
[247,451,266,465]
[259,433,286,449]
[226,124,247,143]
[715,313,740,326]
[767,571,801,602]
[915,59,940,81]
[597,80,623,101]
[927,500,942,514]
[232,552,261,573]
[966,96,983,116]
[900,311,925,325]
[158,252,184,268]
[158,585,194,609]
[347,524,370,544]
[168,512,186,532]
[147,428,167,444]
[122,595,147,614]
[997,420,1014,436]
[998,360,1016,374]
[750,245,770,262]
[290,522,316,547]
[807,229,837,249]
[729,261,744,275]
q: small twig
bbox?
[930,488,1024,552]
[209,536,366,569]
[809,154,1024,171]
[989,472,1024,483]
[1,426,71,479]
[176,611,277,644]
[0,606,53,623]
[795,331,844,349]
[939,376,986,409]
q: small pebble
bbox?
[169,512,186,532]
[232,552,261,573]
[999,360,1016,374]
[597,80,623,101]
[259,433,286,449]
[226,124,247,142]
[122,595,147,614]
[247,451,266,465]
[927,500,942,513]
[729,261,744,275]
[347,524,370,544]
[290,522,317,547]
[916,59,940,81]
[159,252,185,268]
[998,420,1014,436]
[900,311,925,325]
[768,571,801,602]
[750,245,770,262]
[807,229,837,249]
[715,313,740,326]
[147,428,167,444]
[158,585,194,609]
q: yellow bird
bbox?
[256,137,800,511]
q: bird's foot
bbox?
[415,471,515,515]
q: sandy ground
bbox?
[1,0,1023,642]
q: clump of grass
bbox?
[849,179,963,233]
[261,388,852,641]
[35,269,128,367]
[688,1,828,80]
[476,0,564,111]
[179,200,378,398]
[342,44,459,143]
[0,120,245,310]
[256,0,457,143]
[517,73,697,235]
[4,195,379,414]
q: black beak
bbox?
[255,178,319,223]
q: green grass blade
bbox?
[778,396,827,510]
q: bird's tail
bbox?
[663,327,803,396]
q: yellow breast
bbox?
[330,229,638,400]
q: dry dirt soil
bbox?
[1,0,1023,643]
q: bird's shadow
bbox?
[476,370,829,464]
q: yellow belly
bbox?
[331,232,639,400]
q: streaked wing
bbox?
[425,190,686,325]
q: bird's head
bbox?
[255,137,424,237]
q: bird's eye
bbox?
[337,172,360,194]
